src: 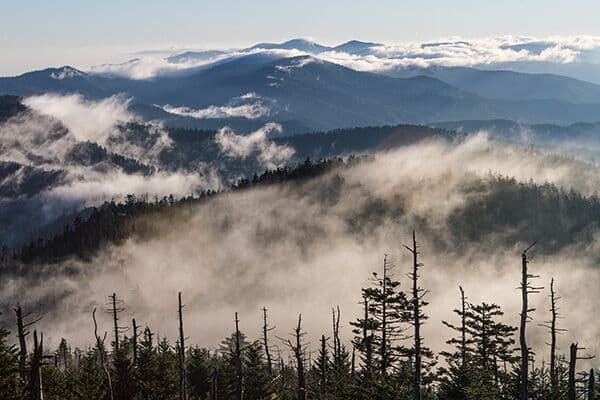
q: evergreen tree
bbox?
[0,326,18,400]
[155,337,179,400]
[243,342,274,400]
[465,302,517,397]
[112,335,137,400]
[76,347,107,400]
[186,346,211,400]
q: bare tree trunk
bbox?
[234,312,243,400]
[294,315,306,400]
[132,318,138,366]
[380,254,388,376]
[549,279,557,391]
[110,293,120,351]
[262,307,273,376]
[178,292,187,400]
[14,306,28,386]
[93,308,113,400]
[406,231,422,400]
[31,330,44,400]
[568,343,577,400]
[332,306,341,365]
[519,242,541,400]
[520,251,530,400]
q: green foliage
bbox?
[243,342,274,400]
[112,336,137,400]
[0,327,19,400]
[186,346,211,400]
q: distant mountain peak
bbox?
[50,66,85,80]
[332,40,383,55]
[249,38,331,53]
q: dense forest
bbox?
[1,156,599,400]
[0,234,597,400]
[6,155,600,266]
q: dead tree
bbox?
[332,306,342,363]
[30,330,44,400]
[132,318,138,366]
[262,307,275,376]
[405,230,428,400]
[540,278,567,394]
[519,242,543,400]
[93,308,113,400]
[234,312,243,400]
[14,305,41,388]
[178,292,187,400]
[106,293,126,351]
[568,343,595,400]
[281,314,307,400]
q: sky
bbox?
[1,0,599,75]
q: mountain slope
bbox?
[5,57,600,128]
[391,66,600,104]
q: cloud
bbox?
[3,134,599,369]
[88,54,232,80]
[0,94,215,247]
[160,93,277,120]
[80,35,600,80]
[24,93,135,144]
[88,48,307,80]
[215,123,294,169]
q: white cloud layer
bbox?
[24,94,135,144]
[82,35,600,80]
[215,123,294,169]
[160,93,277,120]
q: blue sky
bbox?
[1,0,598,75]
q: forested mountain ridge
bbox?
[7,156,600,267]
[7,54,600,130]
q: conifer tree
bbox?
[0,326,18,400]
[137,327,160,399]
[244,342,274,400]
[112,335,137,400]
[77,347,107,400]
[186,346,211,400]
[156,337,179,400]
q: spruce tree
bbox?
[0,326,18,400]
[244,342,274,400]
[186,346,211,400]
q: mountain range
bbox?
[3,39,600,132]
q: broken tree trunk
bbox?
[519,242,541,400]
[568,343,577,400]
[178,292,187,400]
[262,307,274,376]
[110,293,119,351]
[93,308,113,400]
[234,312,243,400]
[405,231,423,400]
[294,315,306,400]
[30,330,44,400]
[132,318,138,366]
[14,306,28,386]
